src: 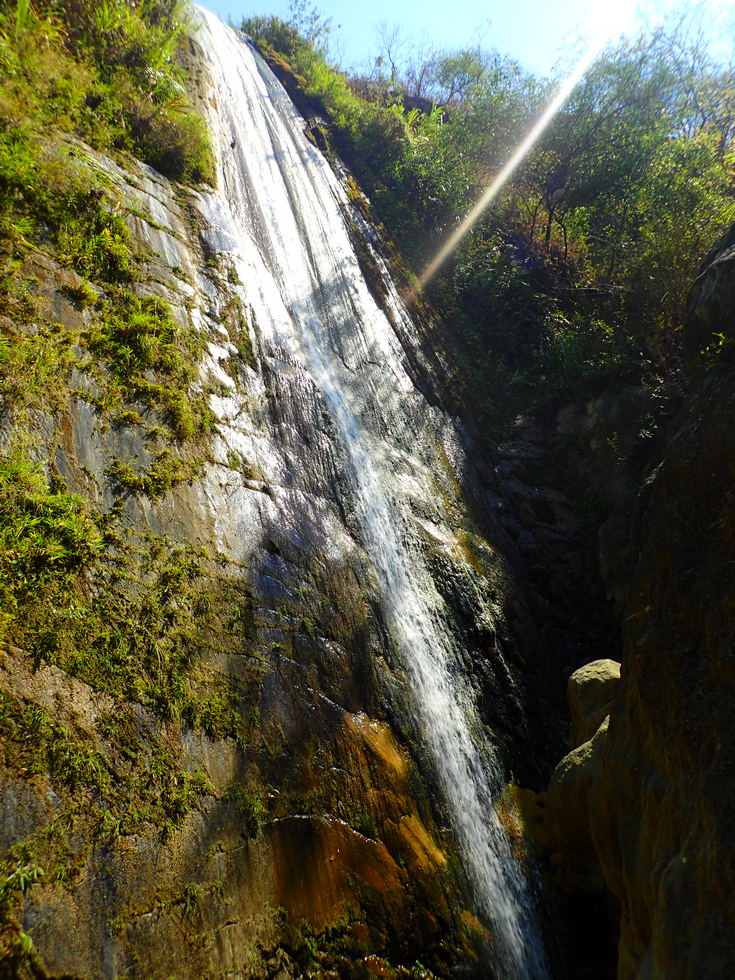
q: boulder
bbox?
[546,718,610,893]
[567,659,621,748]
[545,659,620,893]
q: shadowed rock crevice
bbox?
[539,223,735,980]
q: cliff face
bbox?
[4,9,734,979]
[545,224,735,979]
[0,119,457,980]
[0,25,550,980]
[593,228,735,979]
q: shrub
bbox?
[0,0,213,186]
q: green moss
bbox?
[0,272,212,513]
[221,292,255,369]
[0,454,103,646]
[134,106,216,186]
[0,129,136,285]
[0,863,44,919]
[0,8,272,967]
[107,450,201,499]
[0,451,264,740]
[222,781,269,838]
[225,450,264,482]
[1,702,212,835]
[280,918,443,979]
[86,289,210,438]
[0,317,79,419]
[0,150,211,496]
[0,686,217,959]
[0,695,109,792]
[0,5,215,467]
[61,278,98,307]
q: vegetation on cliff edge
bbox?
[244,3,734,428]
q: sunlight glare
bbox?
[410,0,640,299]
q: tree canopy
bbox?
[246,4,734,423]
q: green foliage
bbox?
[243,14,305,59]
[0,443,263,740]
[87,289,210,441]
[0,695,110,790]
[0,7,263,956]
[243,0,332,57]
[62,278,99,307]
[0,0,213,184]
[0,128,134,284]
[107,451,200,498]
[280,917,443,979]
[0,686,216,909]
[0,315,78,418]
[0,855,46,971]
[223,781,269,838]
[251,11,734,422]
[0,863,43,916]
[0,455,103,645]
[0,232,254,746]
[0,275,210,507]
[133,106,215,185]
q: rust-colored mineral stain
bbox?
[460,909,493,943]
[396,814,447,871]
[269,816,403,932]
[345,711,407,776]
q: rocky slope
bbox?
[3,10,734,980]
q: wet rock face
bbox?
[0,36,546,980]
[0,140,469,977]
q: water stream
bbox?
[194,10,548,976]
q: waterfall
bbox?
[193,9,549,977]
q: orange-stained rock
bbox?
[270,814,403,930]
[394,813,447,871]
[345,711,408,778]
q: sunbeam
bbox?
[410,1,639,300]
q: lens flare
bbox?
[409,2,638,300]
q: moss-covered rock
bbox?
[0,84,484,980]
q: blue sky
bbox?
[199,0,734,76]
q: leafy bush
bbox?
[242,14,305,58]
[248,11,735,418]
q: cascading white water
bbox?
[193,9,549,977]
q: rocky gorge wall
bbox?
[3,9,734,980]
[541,225,735,978]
